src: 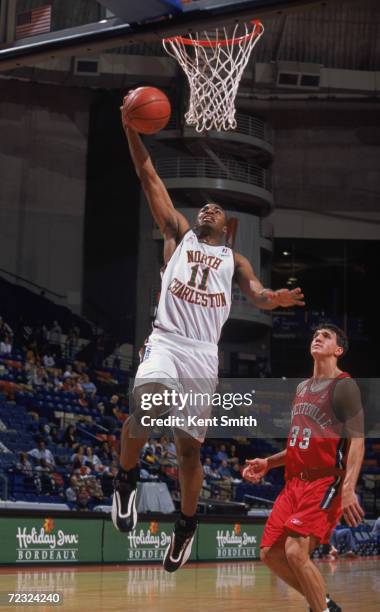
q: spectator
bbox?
[49,321,62,357]
[71,445,86,466]
[109,394,120,410]
[34,459,56,495]
[65,330,78,361]
[227,444,239,465]
[32,366,48,388]
[62,425,79,450]
[16,451,40,492]
[0,316,13,341]
[100,395,121,430]
[97,441,114,463]
[26,340,40,364]
[101,464,118,497]
[34,323,48,353]
[62,377,75,393]
[47,426,61,446]
[77,390,89,409]
[218,459,232,479]
[80,374,97,398]
[28,439,55,468]
[216,444,228,463]
[94,335,105,368]
[86,476,105,503]
[203,457,220,480]
[16,452,33,476]
[231,463,243,483]
[0,335,12,355]
[84,446,103,471]
[42,352,55,369]
[65,475,79,503]
[51,368,63,391]
[142,441,160,471]
[76,485,91,510]
[162,437,177,465]
[329,524,358,558]
[63,365,73,380]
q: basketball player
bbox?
[243,324,365,612]
[113,108,305,573]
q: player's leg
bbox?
[260,541,304,595]
[175,433,203,516]
[285,533,328,612]
[259,482,306,593]
[261,541,341,612]
[163,433,201,572]
[112,381,169,533]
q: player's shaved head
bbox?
[198,202,228,224]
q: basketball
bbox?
[122,87,171,134]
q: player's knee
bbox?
[285,541,307,568]
[260,547,271,564]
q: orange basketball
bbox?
[122,87,171,135]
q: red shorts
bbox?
[261,476,342,548]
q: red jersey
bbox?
[285,373,350,481]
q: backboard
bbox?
[0,0,336,71]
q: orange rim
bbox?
[163,19,263,47]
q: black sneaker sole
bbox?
[111,488,137,532]
[163,532,195,572]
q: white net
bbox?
[163,21,264,133]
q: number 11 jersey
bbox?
[155,229,234,345]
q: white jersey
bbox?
[154,230,234,344]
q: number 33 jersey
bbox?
[155,229,234,345]
[285,373,351,479]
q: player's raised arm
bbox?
[122,119,190,243]
[234,252,305,310]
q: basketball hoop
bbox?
[163,20,264,132]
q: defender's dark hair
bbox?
[313,323,349,357]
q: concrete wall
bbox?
[0,80,90,311]
[271,209,380,240]
[269,104,380,214]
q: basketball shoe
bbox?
[326,596,342,612]
[112,467,139,532]
[163,515,198,572]
[309,595,342,612]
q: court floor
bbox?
[0,558,379,611]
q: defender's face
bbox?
[197,203,227,234]
[310,328,343,359]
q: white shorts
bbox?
[134,328,218,441]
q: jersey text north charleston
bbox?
[155,230,234,344]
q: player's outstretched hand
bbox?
[242,458,269,483]
[342,489,365,527]
[274,287,305,308]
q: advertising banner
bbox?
[103,520,197,563]
[197,522,264,561]
[0,517,103,564]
